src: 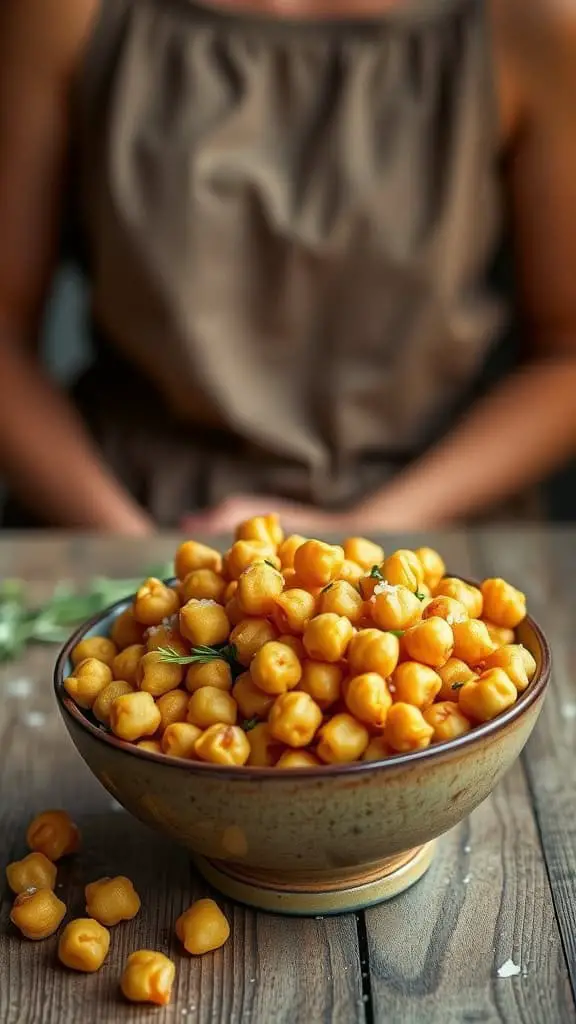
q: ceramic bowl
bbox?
[54,594,550,915]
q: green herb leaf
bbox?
[451,682,465,691]
[264,559,278,570]
[388,630,405,638]
[157,643,238,667]
[415,591,427,602]
[321,582,335,595]
[369,565,385,581]
[242,717,259,732]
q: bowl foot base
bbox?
[193,841,436,916]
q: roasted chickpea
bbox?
[518,644,537,679]
[437,658,478,701]
[458,668,518,722]
[133,577,179,627]
[232,672,275,720]
[225,593,245,626]
[58,918,110,972]
[6,852,57,894]
[180,569,226,604]
[384,703,434,752]
[342,537,384,571]
[402,617,454,669]
[137,650,183,697]
[71,636,117,669]
[156,688,190,732]
[344,673,392,729]
[482,620,515,648]
[176,898,230,955]
[93,680,134,726]
[110,606,146,649]
[85,875,141,926]
[187,686,238,728]
[226,540,279,580]
[371,584,422,632]
[194,724,251,766]
[433,578,483,619]
[298,660,343,710]
[224,580,238,602]
[238,562,284,616]
[348,629,400,678]
[281,568,298,587]
[362,736,393,762]
[268,691,323,748]
[303,613,353,663]
[27,810,80,861]
[484,645,534,692]
[145,623,188,656]
[451,619,495,665]
[137,740,163,754]
[121,950,176,1006]
[272,589,317,635]
[185,660,233,693]
[250,641,302,695]
[246,723,284,766]
[392,662,442,709]
[278,534,307,569]
[175,540,222,579]
[64,657,113,709]
[161,722,202,758]
[317,581,364,624]
[230,617,278,667]
[338,559,365,585]
[276,750,321,768]
[179,599,230,647]
[293,540,345,588]
[276,634,306,658]
[481,578,527,629]
[316,713,369,764]
[423,701,471,743]
[110,691,162,742]
[236,514,283,548]
[422,596,468,625]
[112,643,146,685]
[415,547,446,590]
[10,888,66,940]
[382,549,425,591]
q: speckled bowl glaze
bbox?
[54,593,550,915]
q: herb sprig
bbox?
[157,644,238,667]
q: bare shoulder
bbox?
[0,0,99,80]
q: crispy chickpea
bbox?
[224,580,238,602]
[276,750,321,768]
[110,691,162,742]
[238,562,284,616]
[362,736,393,762]
[293,540,345,588]
[348,628,400,678]
[298,660,343,710]
[371,584,422,632]
[402,617,454,669]
[112,643,146,685]
[232,672,275,720]
[282,568,298,587]
[345,673,392,729]
[482,620,515,648]
[175,540,222,579]
[250,641,302,695]
[230,617,278,667]
[272,589,317,635]
[303,613,354,663]
[176,898,230,955]
[392,662,442,709]
[187,686,238,728]
[246,723,284,766]
[194,724,251,766]
[433,578,483,618]
[156,688,190,732]
[276,634,306,658]
[133,577,179,627]
[58,918,110,972]
[316,713,369,764]
[317,581,364,624]
[137,650,183,697]
[27,810,80,861]
[422,596,468,625]
[423,701,471,743]
[179,599,230,647]
[236,513,283,548]
[161,722,202,758]
[85,876,141,926]
[64,657,113,709]
[225,593,245,626]
[268,691,323,748]
[226,540,279,580]
[71,636,117,669]
[6,852,57,895]
[146,623,187,656]
[185,660,233,694]
[110,606,146,649]
[121,950,176,1006]
[384,703,434,752]
[278,534,307,569]
[484,645,534,692]
[338,559,365,585]
[458,668,518,722]
[382,549,425,591]
[518,644,537,679]
[481,578,527,629]
[415,547,446,590]
[10,888,66,940]
[342,537,384,571]
[137,740,163,754]
[437,658,478,701]
[93,680,134,725]
[180,569,226,604]
[451,619,495,665]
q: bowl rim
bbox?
[54,583,551,782]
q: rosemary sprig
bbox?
[242,717,259,732]
[157,644,238,667]
[388,630,405,638]
[368,565,385,581]
[415,591,427,602]
[451,682,465,691]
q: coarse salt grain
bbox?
[373,581,397,597]
[497,959,521,978]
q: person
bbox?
[0,0,575,536]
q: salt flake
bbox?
[497,959,521,978]
[373,581,397,597]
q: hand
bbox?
[181,495,355,536]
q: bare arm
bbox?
[0,0,152,532]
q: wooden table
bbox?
[1,531,575,1024]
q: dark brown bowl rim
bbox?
[54,583,551,782]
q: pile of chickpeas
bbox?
[63,516,535,768]
[6,810,229,1005]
